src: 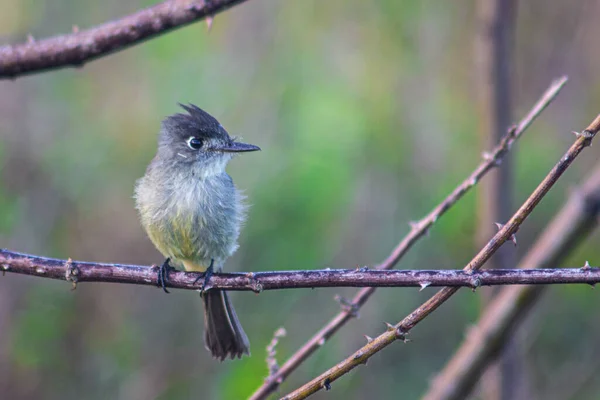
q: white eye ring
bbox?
[187,136,203,150]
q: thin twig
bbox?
[0,0,249,79]
[266,328,287,380]
[248,77,568,400]
[3,249,600,289]
[423,162,600,400]
[281,114,600,399]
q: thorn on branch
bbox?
[334,295,360,318]
[494,222,518,246]
[482,151,501,166]
[419,281,431,291]
[64,258,79,290]
[27,34,35,44]
[581,260,592,270]
[364,335,373,343]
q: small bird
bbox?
[135,104,260,360]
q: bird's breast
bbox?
[138,172,244,269]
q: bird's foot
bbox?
[157,258,175,293]
[193,258,214,296]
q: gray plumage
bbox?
[135,104,259,360]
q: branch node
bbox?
[245,272,263,293]
[396,328,409,342]
[322,378,332,391]
[352,351,363,361]
[64,258,79,290]
[317,337,326,346]
[470,277,481,291]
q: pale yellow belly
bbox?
[182,260,209,272]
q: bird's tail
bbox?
[202,290,250,360]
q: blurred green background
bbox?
[1,1,600,399]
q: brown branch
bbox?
[3,249,600,290]
[281,114,600,399]
[248,77,568,400]
[422,162,600,400]
[0,0,249,79]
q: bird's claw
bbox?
[157,258,174,293]
[193,258,215,296]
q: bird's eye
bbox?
[187,137,204,150]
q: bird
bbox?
[135,104,260,360]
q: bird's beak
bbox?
[217,141,261,153]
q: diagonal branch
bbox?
[422,162,600,400]
[3,248,600,290]
[0,0,249,79]
[248,77,568,400]
[281,114,600,399]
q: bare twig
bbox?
[0,0,249,79]
[3,249,600,289]
[248,77,568,400]
[266,328,287,380]
[281,114,600,399]
[423,162,600,400]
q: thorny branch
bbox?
[281,113,600,399]
[3,249,600,290]
[422,162,600,400]
[248,77,568,400]
[0,0,250,79]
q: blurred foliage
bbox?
[1,0,600,399]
